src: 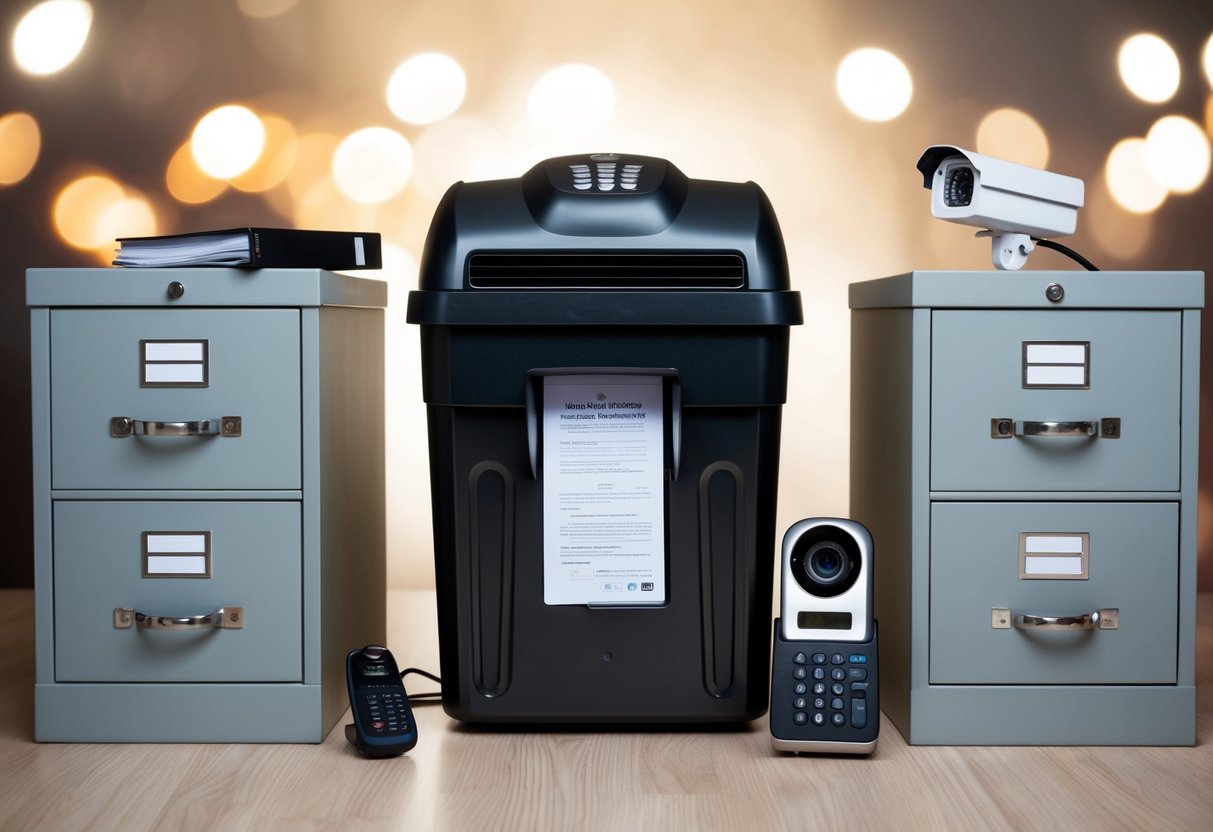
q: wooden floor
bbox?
[1,588,1210,830]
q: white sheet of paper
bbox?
[542,374,666,606]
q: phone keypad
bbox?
[789,652,870,730]
[361,687,411,736]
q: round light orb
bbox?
[191,105,266,180]
[165,141,226,204]
[1105,138,1167,213]
[53,174,125,249]
[387,52,467,125]
[95,195,157,245]
[12,0,92,76]
[231,114,297,192]
[0,112,41,185]
[527,64,616,137]
[975,108,1050,169]
[332,126,413,203]
[835,48,912,121]
[1145,115,1211,194]
[1204,33,1213,90]
[1118,33,1180,103]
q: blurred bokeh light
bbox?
[976,108,1049,168]
[191,105,266,180]
[835,48,912,121]
[53,173,155,259]
[1145,115,1211,193]
[1106,137,1168,213]
[332,126,413,203]
[11,0,92,76]
[387,53,467,126]
[94,196,156,251]
[0,112,41,185]
[165,141,226,204]
[53,174,123,248]
[230,114,297,193]
[527,64,616,137]
[1118,33,1180,103]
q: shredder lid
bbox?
[407,153,802,327]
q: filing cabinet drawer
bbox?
[931,310,1181,492]
[53,500,302,682]
[50,308,302,490]
[930,501,1177,685]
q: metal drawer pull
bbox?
[1017,611,1098,630]
[113,606,244,630]
[990,417,1120,439]
[991,607,1119,630]
[110,416,242,437]
[1019,420,1095,437]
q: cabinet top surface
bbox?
[26,268,388,309]
[849,270,1204,310]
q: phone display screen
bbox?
[797,611,853,630]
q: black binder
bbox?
[114,227,383,270]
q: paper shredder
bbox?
[406,154,802,722]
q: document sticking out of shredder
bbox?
[406,154,802,723]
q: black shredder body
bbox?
[406,154,802,723]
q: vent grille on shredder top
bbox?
[467,252,746,289]
[569,161,643,191]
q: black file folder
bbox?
[114,227,382,270]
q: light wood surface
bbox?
[2,588,1210,830]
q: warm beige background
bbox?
[1,0,1210,589]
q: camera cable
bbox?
[1031,238,1099,271]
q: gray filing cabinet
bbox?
[28,268,387,742]
[849,270,1202,745]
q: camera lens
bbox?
[789,526,862,598]
[944,165,975,207]
[806,542,849,584]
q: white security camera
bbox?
[780,518,873,643]
[917,145,1085,270]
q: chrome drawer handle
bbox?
[1017,611,1097,630]
[1019,420,1095,437]
[991,607,1119,630]
[990,418,1120,439]
[110,416,242,437]
[113,607,244,630]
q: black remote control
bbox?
[345,645,417,757]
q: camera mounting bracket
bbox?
[976,229,1035,271]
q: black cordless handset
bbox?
[770,518,879,754]
[345,645,417,757]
